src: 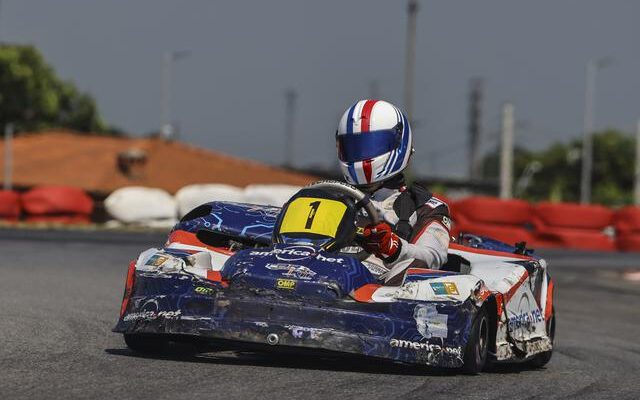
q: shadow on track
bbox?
[105,344,545,376]
[105,345,456,376]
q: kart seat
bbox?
[440,253,472,274]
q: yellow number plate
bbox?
[279,197,347,238]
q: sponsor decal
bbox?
[508,309,544,331]
[362,260,389,276]
[146,254,169,267]
[123,310,182,322]
[285,325,322,340]
[276,278,296,290]
[194,286,214,296]
[425,197,444,209]
[413,304,448,339]
[265,263,317,280]
[441,215,452,230]
[430,282,459,295]
[389,339,461,355]
[473,285,492,303]
[250,245,345,264]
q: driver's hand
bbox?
[361,222,402,263]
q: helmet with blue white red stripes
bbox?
[336,99,413,186]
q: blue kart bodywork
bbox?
[114,202,541,368]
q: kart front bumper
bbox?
[113,291,474,368]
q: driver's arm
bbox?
[397,220,449,266]
[379,209,451,285]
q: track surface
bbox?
[1,234,639,399]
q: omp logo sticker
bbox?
[276,279,296,290]
[194,286,214,296]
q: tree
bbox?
[482,130,635,206]
[0,44,114,134]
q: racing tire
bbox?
[124,334,169,354]
[528,308,555,368]
[462,306,490,374]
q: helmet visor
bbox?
[337,130,399,163]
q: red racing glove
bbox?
[361,222,402,263]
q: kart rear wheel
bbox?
[528,308,555,368]
[462,306,489,374]
[124,334,169,354]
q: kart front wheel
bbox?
[462,306,490,374]
[124,334,168,354]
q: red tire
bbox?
[22,186,94,216]
[455,221,533,245]
[534,227,615,251]
[616,233,640,252]
[0,190,20,218]
[453,197,533,225]
[534,202,613,230]
[25,214,91,225]
[614,207,640,234]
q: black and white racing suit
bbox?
[362,185,452,285]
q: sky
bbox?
[2,0,639,178]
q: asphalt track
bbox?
[1,231,639,399]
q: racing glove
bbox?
[361,222,402,263]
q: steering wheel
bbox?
[306,180,380,260]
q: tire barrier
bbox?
[243,184,302,207]
[533,227,616,252]
[453,197,532,225]
[104,187,177,225]
[613,207,640,251]
[175,184,244,218]
[0,190,20,221]
[613,206,640,234]
[21,186,94,216]
[452,197,533,246]
[534,202,613,230]
[10,181,638,253]
[616,232,640,252]
[25,214,91,225]
[456,222,533,245]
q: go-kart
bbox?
[113,181,554,373]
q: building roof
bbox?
[0,131,317,194]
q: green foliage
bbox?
[482,129,636,206]
[0,44,114,134]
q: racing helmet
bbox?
[336,99,413,186]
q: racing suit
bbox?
[361,180,451,285]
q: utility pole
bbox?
[403,0,418,121]
[468,78,484,180]
[284,89,297,168]
[3,123,13,190]
[635,119,640,205]
[160,50,190,139]
[499,103,514,199]
[580,58,611,204]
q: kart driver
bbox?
[335,99,451,285]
